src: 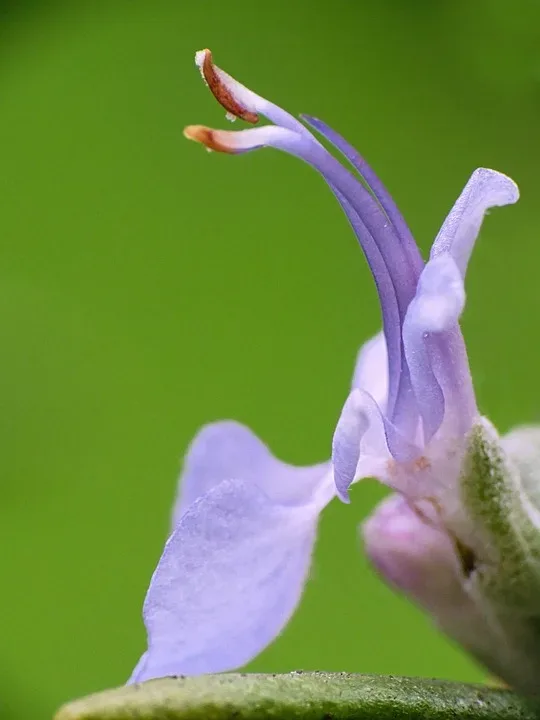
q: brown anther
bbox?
[198,49,259,124]
[183,125,236,154]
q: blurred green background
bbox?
[1,1,539,718]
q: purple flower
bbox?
[129,50,531,689]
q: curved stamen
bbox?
[301,116,424,278]
[301,116,425,435]
[187,51,431,439]
[193,54,419,311]
[185,123,411,421]
[333,189,402,410]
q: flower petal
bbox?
[130,478,320,683]
[352,332,389,412]
[173,421,331,526]
[403,254,466,442]
[332,389,418,501]
[430,168,519,277]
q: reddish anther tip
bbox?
[196,49,259,124]
[183,125,236,154]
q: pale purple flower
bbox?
[129,50,526,687]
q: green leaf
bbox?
[55,672,539,720]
